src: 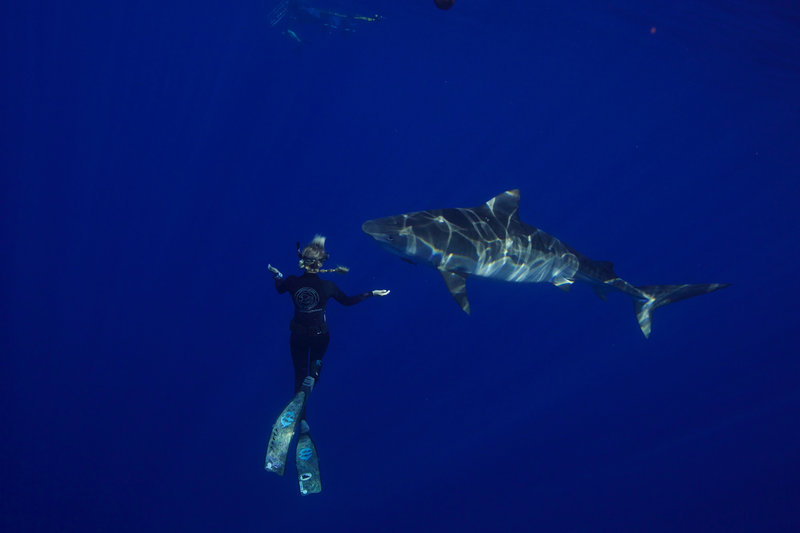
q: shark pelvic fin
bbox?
[591,285,608,301]
[553,276,574,292]
[439,269,470,315]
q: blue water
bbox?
[3,1,800,531]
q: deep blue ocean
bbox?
[3,1,800,531]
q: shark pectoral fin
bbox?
[439,269,470,315]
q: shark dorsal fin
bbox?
[483,189,521,227]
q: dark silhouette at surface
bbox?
[269,0,383,43]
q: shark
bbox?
[361,189,729,337]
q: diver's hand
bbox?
[372,289,390,297]
[267,264,284,280]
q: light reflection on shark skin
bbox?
[362,189,729,337]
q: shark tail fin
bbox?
[633,283,730,338]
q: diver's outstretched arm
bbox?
[268,264,288,293]
[267,264,284,280]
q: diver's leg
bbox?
[293,333,326,493]
[266,343,309,476]
[307,332,329,385]
[295,338,322,495]
[290,333,311,393]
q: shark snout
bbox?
[361,219,380,237]
[363,216,408,248]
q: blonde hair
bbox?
[299,235,348,274]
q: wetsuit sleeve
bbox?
[328,282,372,306]
[274,276,290,294]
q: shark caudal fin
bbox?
[634,283,730,338]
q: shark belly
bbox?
[472,232,580,286]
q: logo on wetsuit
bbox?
[294,287,320,313]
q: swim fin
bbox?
[264,377,315,475]
[295,421,322,495]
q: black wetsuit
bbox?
[275,272,372,392]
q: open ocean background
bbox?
[3,1,800,531]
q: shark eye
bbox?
[388,235,394,241]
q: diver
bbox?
[268,234,390,393]
[269,0,382,38]
[264,235,389,494]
